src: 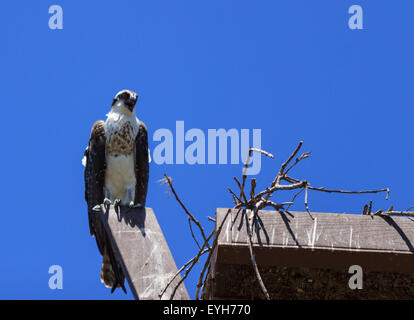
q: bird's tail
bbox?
[101,251,126,293]
[101,252,117,288]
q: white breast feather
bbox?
[104,109,139,202]
[105,154,136,201]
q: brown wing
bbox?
[84,120,126,293]
[134,121,149,206]
[84,120,106,255]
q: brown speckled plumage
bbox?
[84,90,149,293]
[106,121,136,155]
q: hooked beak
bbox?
[125,96,137,111]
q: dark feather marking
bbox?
[85,121,106,254]
[135,121,149,206]
[84,120,126,293]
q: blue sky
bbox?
[0,1,413,299]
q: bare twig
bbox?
[243,148,274,202]
[249,148,275,159]
[279,141,303,177]
[227,187,241,204]
[284,151,311,176]
[269,141,303,193]
[160,177,233,300]
[259,200,293,211]
[195,209,233,300]
[375,211,414,217]
[304,184,314,220]
[253,180,308,200]
[162,141,392,301]
[188,217,201,250]
[158,248,209,299]
[285,188,305,211]
[164,174,211,250]
[245,209,270,300]
[207,216,216,223]
[234,177,247,203]
[284,176,389,198]
[161,228,215,300]
[250,178,256,199]
[361,202,414,217]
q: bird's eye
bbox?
[121,92,129,99]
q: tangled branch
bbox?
[362,201,414,217]
[161,141,390,300]
[227,142,388,299]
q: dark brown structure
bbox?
[203,208,414,299]
[99,205,189,300]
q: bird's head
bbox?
[111,90,138,114]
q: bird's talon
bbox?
[92,205,101,212]
[103,198,112,209]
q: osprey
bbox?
[83,89,149,292]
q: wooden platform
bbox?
[204,208,414,299]
[99,206,189,300]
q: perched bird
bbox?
[83,89,149,292]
